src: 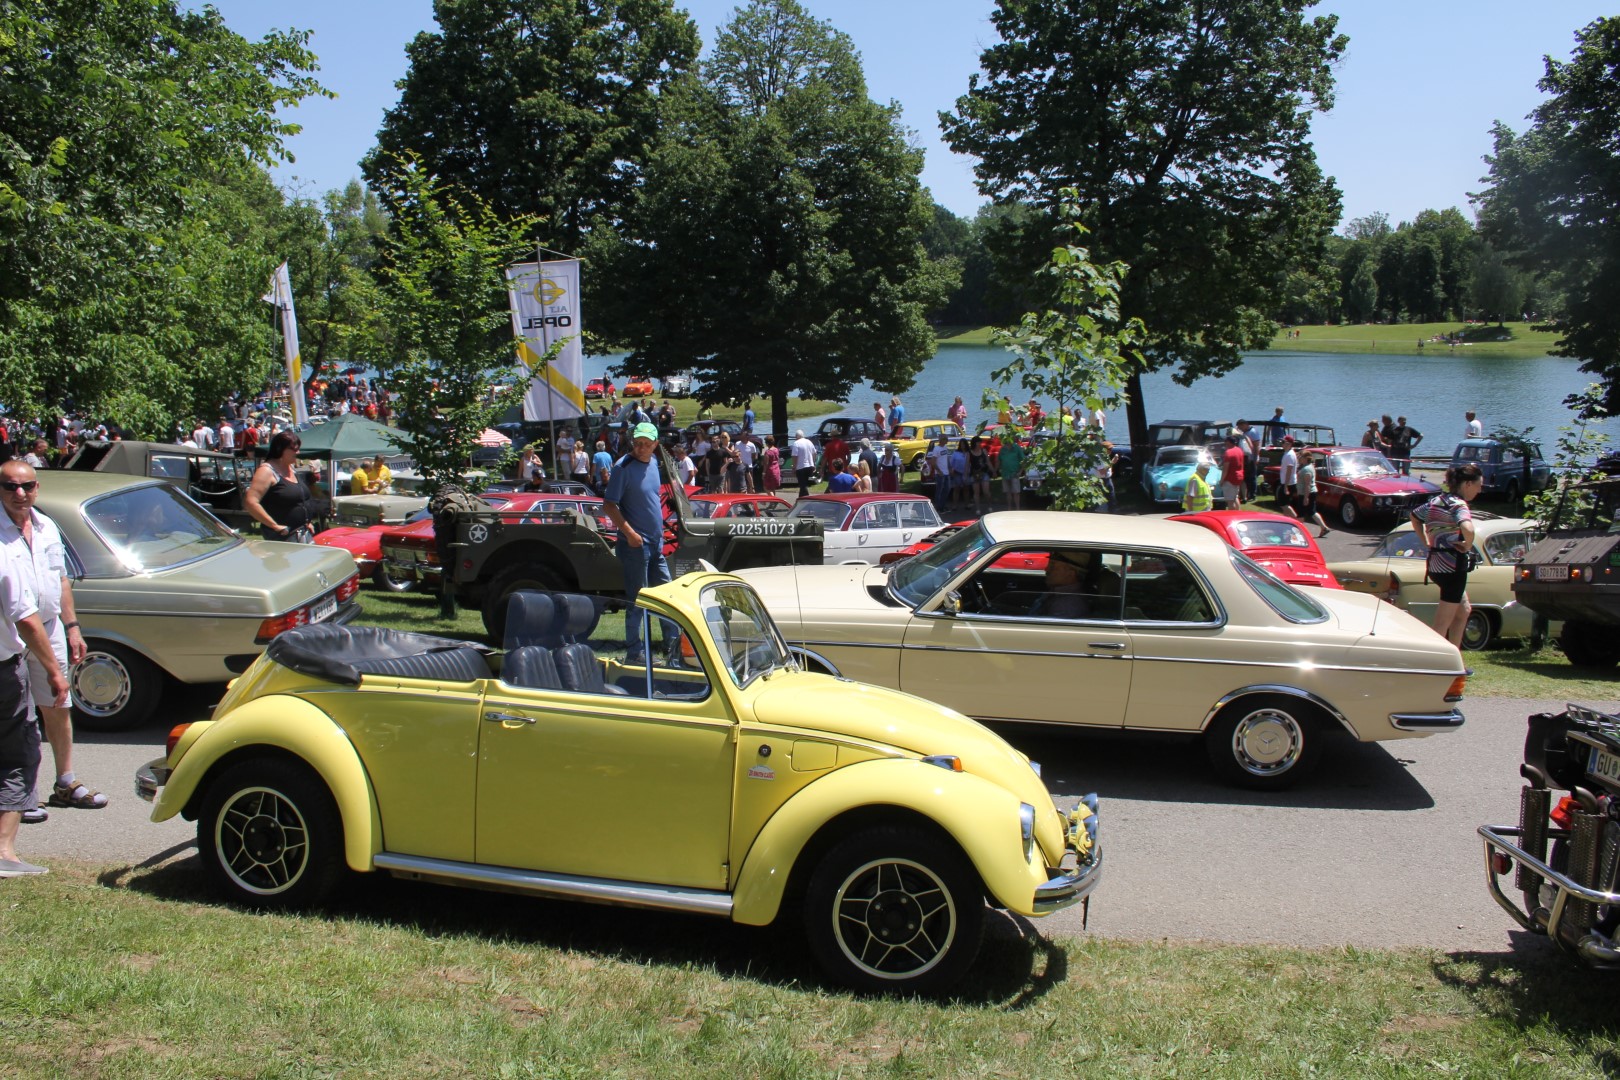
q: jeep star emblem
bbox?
[469,524,489,545]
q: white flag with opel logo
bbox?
[505,258,586,423]
[261,261,309,426]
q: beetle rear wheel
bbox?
[1205,694,1325,790]
[198,759,344,909]
[804,826,984,995]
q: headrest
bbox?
[555,593,599,640]
[503,591,557,651]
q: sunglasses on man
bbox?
[0,480,40,493]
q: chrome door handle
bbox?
[484,711,536,724]
[1087,642,1127,650]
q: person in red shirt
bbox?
[1219,434,1246,508]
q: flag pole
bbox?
[538,242,557,478]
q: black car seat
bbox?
[552,594,627,695]
[501,645,563,690]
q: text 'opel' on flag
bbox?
[261,262,309,426]
[505,258,585,423]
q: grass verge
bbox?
[936,322,1565,359]
[3,862,1616,1078]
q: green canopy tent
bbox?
[285,414,413,460]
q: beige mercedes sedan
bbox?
[37,472,361,731]
[740,512,1467,788]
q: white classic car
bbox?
[786,493,944,565]
[740,512,1468,788]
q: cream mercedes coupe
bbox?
[740,512,1467,788]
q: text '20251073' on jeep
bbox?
[136,576,1101,995]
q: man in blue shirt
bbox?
[888,396,905,436]
[603,423,676,663]
[742,401,755,434]
[590,440,614,494]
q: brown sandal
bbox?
[48,781,108,809]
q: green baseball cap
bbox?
[632,422,659,442]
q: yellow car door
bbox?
[474,680,736,890]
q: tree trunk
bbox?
[1125,368,1149,462]
[771,386,790,443]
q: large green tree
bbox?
[0,0,325,432]
[591,0,954,432]
[940,0,1345,451]
[363,0,699,251]
[1476,17,1620,410]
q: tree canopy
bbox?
[364,0,700,250]
[591,0,953,431]
[0,0,327,434]
[1476,17,1620,410]
[940,0,1345,449]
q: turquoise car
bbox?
[1141,444,1223,507]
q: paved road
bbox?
[18,685,1614,955]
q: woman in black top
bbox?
[244,431,313,541]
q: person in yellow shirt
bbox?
[348,463,370,496]
[1181,460,1214,512]
[366,455,392,494]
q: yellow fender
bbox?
[152,695,382,873]
[730,757,1041,926]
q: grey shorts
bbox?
[25,620,67,710]
[0,653,40,813]
[1002,475,1022,495]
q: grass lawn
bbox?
[4,862,1617,1077]
[936,322,1567,360]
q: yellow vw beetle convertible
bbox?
[136,573,1100,994]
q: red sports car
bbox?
[687,493,792,519]
[1268,447,1441,528]
[1168,510,1342,589]
[585,377,615,399]
[314,508,431,585]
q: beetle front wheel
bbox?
[804,827,984,995]
[198,759,345,910]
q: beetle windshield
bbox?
[84,483,240,573]
[701,582,796,688]
[889,520,997,606]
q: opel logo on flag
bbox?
[534,277,566,306]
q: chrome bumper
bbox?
[1034,798,1104,915]
[1479,823,1620,968]
[135,757,170,803]
[1390,708,1465,732]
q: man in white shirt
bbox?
[0,460,100,822]
[217,417,235,452]
[736,438,757,493]
[1465,411,1483,438]
[0,501,71,877]
[790,430,817,497]
[1278,437,1300,511]
[192,420,215,450]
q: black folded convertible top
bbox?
[265,623,493,685]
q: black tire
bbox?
[1504,479,1522,504]
[803,826,985,995]
[70,641,163,732]
[1204,694,1325,790]
[1559,621,1620,669]
[198,758,345,909]
[908,453,925,472]
[1462,609,1494,651]
[1338,497,1360,527]
[481,563,565,639]
[374,563,418,593]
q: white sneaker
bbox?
[0,858,48,877]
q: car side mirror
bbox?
[942,590,961,615]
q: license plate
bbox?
[1590,745,1620,785]
[1535,564,1570,581]
[309,594,337,624]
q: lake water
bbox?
[811,345,1612,455]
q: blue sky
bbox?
[206,0,1612,231]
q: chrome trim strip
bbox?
[1199,684,1355,736]
[787,646,844,677]
[373,853,735,916]
[1390,709,1465,731]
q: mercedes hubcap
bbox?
[1232,709,1303,775]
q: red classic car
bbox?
[1167,510,1342,589]
[377,493,611,593]
[313,508,432,585]
[621,375,655,398]
[687,493,792,519]
[584,377,616,399]
[1301,447,1441,528]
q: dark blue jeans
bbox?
[618,541,676,660]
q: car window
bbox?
[1229,519,1312,550]
[1371,531,1427,559]
[82,483,241,574]
[1121,551,1217,623]
[1457,445,1480,462]
[1230,550,1328,623]
[956,548,1125,621]
[897,500,941,528]
[854,502,899,529]
[148,454,191,480]
[1484,530,1531,565]
[889,520,997,606]
[792,501,851,530]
